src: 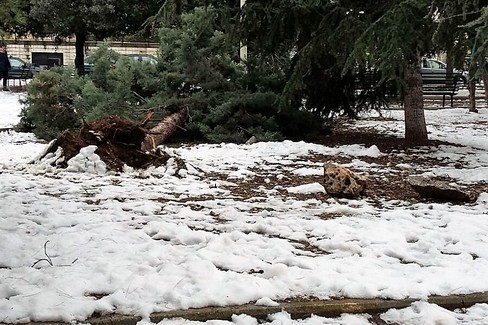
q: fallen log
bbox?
[141,106,188,152]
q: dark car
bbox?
[8,56,35,79]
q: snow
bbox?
[1,90,488,324]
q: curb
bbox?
[6,292,488,325]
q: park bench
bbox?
[421,72,460,107]
[9,65,33,87]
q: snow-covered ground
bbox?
[1,90,488,324]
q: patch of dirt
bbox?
[207,127,488,204]
[313,129,488,203]
[42,113,487,203]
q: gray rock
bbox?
[245,136,257,145]
[407,176,475,202]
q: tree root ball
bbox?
[48,116,170,171]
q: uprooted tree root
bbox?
[46,116,171,171]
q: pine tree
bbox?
[28,0,161,75]
[471,5,488,101]
[0,0,25,35]
[434,0,488,112]
[341,0,439,142]
[239,0,488,141]
[153,6,321,142]
[240,1,370,118]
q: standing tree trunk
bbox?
[446,50,454,77]
[403,60,428,143]
[482,73,488,107]
[467,60,478,113]
[74,32,86,76]
[468,81,478,113]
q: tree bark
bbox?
[74,32,86,76]
[483,73,488,108]
[403,60,428,143]
[446,50,454,76]
[468,81,478,113]
[467,60,479,113]
[141,107,189,152]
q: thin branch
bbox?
[132,91,148,103]
[438,10,483,22]
[32,240,53,267]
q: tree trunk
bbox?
[483,73,488,107]
[141,107,189,152]
[467,60,478,113]
[446,50,454,76]
[74,32,86,76]
[468,81,478,113]
[403,60,428,143]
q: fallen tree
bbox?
[142,106,189,151]
[38,108,189,171]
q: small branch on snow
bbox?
[32,240,53,267]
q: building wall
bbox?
[5,39,159,67]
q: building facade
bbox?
[5,38,159,70]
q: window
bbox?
[430,60,446,70]
[9,58,24,69]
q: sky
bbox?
[1,90,488,325]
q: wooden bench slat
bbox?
[421,72,460,107]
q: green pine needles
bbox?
[20,6,322,143]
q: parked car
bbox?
[125,54,158,64]
[421,58,468,84]
[82,53,157,75]
[8,56,35,79]
[83,58,94,74]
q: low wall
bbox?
[5,39,159,67]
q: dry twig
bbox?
[32,240,53,267]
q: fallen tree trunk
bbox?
[141,106,188,152]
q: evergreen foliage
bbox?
[18,46,159,140]
[0,0,25,35]
[8,3,310,141]
[20,0,488,144]
[433,0,488,75]
[239,1,401,118]
[464,2,488,77]
[154,6,321,143]
[17,67,84,139]
[346,1,434,79]
[24,0,162,74]
[82,46,159,122]
[20,5,322,143]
